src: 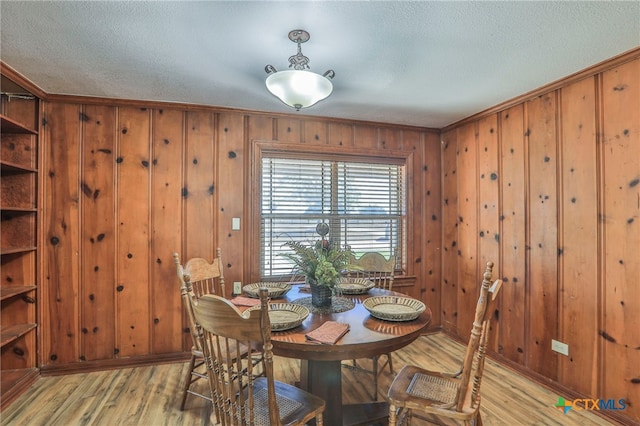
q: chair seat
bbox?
[387,364,485,424]
[388,365,461,409]
[238,378,325,426]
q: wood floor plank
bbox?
[1,333,618,425]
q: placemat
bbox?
[291,296,355,314]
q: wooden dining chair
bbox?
[191,288,326,425]
[387,261,503,426]
[344,250,397,400]
[173,249,225,410]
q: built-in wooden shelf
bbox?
[1,83,40,411]
[1,286,36,302]
[0,324,37,347]
[0,160,37,174]
[0,114,37,135]
[0,207,37,213]
[0,247,37,256]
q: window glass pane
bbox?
[261,156,405,279]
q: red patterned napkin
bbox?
[305,321,350,345]
[230,296,262,307]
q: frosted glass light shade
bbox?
[265,70,333,110]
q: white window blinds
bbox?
[261,156,405,279]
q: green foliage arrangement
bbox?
[281,239,354,287]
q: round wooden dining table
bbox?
[270,284,432,426]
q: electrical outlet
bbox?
[233,281,242,295]
[551,339,569,356]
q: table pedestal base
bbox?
[300,360,389,426]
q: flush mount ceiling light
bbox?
[265,29,335,111]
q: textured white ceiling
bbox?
[1,1,638,128]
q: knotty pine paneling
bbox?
[442,55,639,424]
[558,77,599,396]
[247,115,274,143]
[477,114,501,353]
[441,129,458,332]
[402,130,419,299]
[183,111,216,260]
[328,123,354,147]
[455,122,479,341]
[217,113,246,288]
[303,120,327,144]
[379,127,402,151]
[600,59,640,419]
[41,102,82,366]
[526,93,559,380]
[275,118,302,143]
[150,108,184,354]
[420,131,442,325]
[353,125,378,150]
[116,107,152,357]
[81,105,116,362]
[498,105,526,363]
[477,115,500,275]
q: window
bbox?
[260,155,406,279]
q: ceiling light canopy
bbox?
[265,29,335,111]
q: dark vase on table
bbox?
[309,280,332,307]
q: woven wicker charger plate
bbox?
[245,303,309,331]
[363,296,426,322]
[335,277,375,295]
[243,282,292,299]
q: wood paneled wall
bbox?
[441,56,639,422]
[39,106,442,366]
[30,49,639,424]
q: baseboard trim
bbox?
[39,352,191,376]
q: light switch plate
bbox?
[232,217,240,230]
[233,281,242,295]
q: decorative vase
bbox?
[309,280,332,308]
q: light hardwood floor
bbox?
[2,333,618,425]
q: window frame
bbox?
[248,140,414,283]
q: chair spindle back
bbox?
[456,261,502,412]
[191,289,281,425]
[347,251,396,291]
[173,249,225,352]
